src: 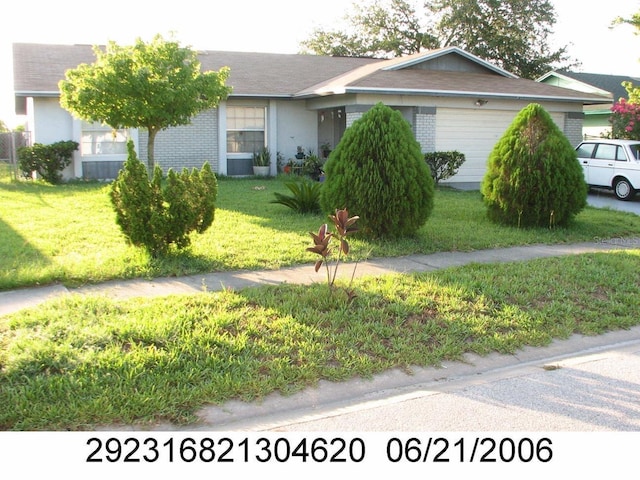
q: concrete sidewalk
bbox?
[2,237,639,317]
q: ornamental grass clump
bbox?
[481,103,587,228]
[320,102,434,238]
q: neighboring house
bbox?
[13,43,610,184]
[538,70,639,139]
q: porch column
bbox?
[564,112,584,147]
[345,105,373,127]
[413,106,436,153]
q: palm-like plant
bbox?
[270,179,321,213]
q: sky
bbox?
[1,0,639,129]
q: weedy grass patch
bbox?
[1,250,638,430]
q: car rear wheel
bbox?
[614,177,635,201]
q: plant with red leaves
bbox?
[307,208,359,289]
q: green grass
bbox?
[1,165,640,430]
[1,250,638,430]
[1,172,640,290]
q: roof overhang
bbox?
[297,85,613,105]
[14,90,60,97]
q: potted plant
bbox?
[320,141,332,159]
[302,151,324,181]
[252,147,271,176]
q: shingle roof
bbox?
[336,69,609,103]
[12,43,610,104]
[12,43,379,97]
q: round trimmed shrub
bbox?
[481,103,587,228]
[320,103,435,238]
[110,141,218,257]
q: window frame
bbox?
[80,121,129,158]
[226,106,267,156]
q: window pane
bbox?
[227,106,265,130]
[594,144,616,160]
[80,122,128,155]
[227,131,265,153]
[576,143,595,158]
[226,106,266,154]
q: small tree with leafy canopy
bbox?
[481,103,587,228]
[59,34,231,172]
[320,102,434,238]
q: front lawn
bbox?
[2,171,640,290]
[1,250,638,430]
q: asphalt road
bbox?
[587,188,640,215]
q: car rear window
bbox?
[629,144,640,161]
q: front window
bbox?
[226,106,266,153]
[81,121,128,156]
[576,143,596,158]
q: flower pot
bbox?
[253,166,270,176]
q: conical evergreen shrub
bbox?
[481,103,587,228]
[320,103,435,238]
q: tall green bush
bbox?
[17,140,78,184]
[481,103,587,228]
[320,103,435,238]
[110,141,217,256]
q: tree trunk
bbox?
[147,128,157,174]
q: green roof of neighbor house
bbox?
[538,70,639,102]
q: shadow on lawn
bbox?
[0,217,52,290]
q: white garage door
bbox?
[435,108,564,184]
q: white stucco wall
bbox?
[276,100,318,164]
[25,93,586,182]
[30,97,77,178]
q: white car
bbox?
[575,139,640,201]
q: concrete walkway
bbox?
[2,237,639,317]
[3,236,640,435]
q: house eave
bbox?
[15,90,60,97]
[228,93,292,99]
[338,86,612,104]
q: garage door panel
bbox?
[436,108,564,183]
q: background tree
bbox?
[60,34,232,172]
[612,10,640,31]
[320,103,434,238]
[300,0,573,79]
[611,9,640,103]
[428,0,569,78]
[481,103,587,228]
[301,0,437,58]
